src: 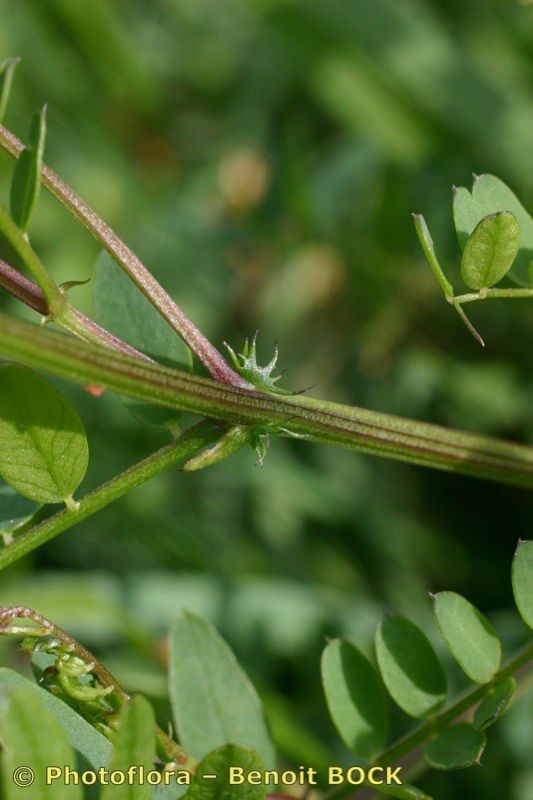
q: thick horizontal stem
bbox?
[0,420,221,571]
[0,257,48,314]
[1,312,533,489]
[0,123,246,387]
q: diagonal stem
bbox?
[0,122,247,387]
[0,257,151,360]
[0,420,222,571]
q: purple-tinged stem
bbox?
[0,123,247,387]
[0,257,150,361]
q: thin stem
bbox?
[0,204,63,311]
[0,607,196,770]
[0,122,247,387]
[450,298,485,346]
[0,257,151,360]
[0,420,222,571]
[0,314,533,492]
[0,257,48,314]
[454,287,533,304]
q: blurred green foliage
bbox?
[0,1,532,797]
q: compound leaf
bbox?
[453,174,533,286]
[512,540,533,629]
[185,745,265,800]
[433,592,501,684]
[375,616,447,718]
[10,105,46,232]
[424,723,486,771]
[168,612,274,768]
[0,364,88,505]
[0,684,82,799]
[321,639,388,761]
[460,212,520,289]
[101,696,155,800]
[473,676,516,731]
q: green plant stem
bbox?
[0,420,221,571]
[326,641,533,800]
[0,204,62,310]
[0,607,196,770]
[454,287,533,303]
[0,122,247,387]
[1,312,533,489]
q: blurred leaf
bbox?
[413,214,453,297]
[0,364,88,504]
[453,175,533,286]
[321,639,387,760]
[10,105,46,232]
[168,612,275,767]
[185,745,265,800]
[512,540,533,629]
[424,723,486,770]
[0,57,20,122]
[460,212,520,290]
[473,676,516,731]
[93,251,191,427]
[0,685,82,799]
[375,616,447,718]
[433,592,501,684]
[101,696,154,800]
[0,668,112,769]
[0,479,38,533]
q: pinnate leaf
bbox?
[453,174,533,286]
[10,105,46,232]
[93,251,192,427]
[512,539,533,629]
[375,616,446,718]
[433,592,501,684]
[321,639,388,761]
[185,745,265,800]
[473,676,516,731]
[101,696,155,800]
[0,685,82,799]
[0,365,88,505]
[460,212,520,290]
[424,723,486,771]
[168,612,274,767]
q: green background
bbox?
[0,1,532,798]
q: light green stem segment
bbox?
[1,312,533,490]
[0,421,222,571]
[454,287,533,303]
